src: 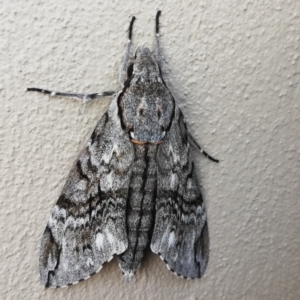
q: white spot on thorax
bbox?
[138,96,147,112]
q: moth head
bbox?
[132,47,160,81]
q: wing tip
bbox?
[157,253,204,280]
[43,265,103,288]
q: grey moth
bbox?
[28,11,218,288]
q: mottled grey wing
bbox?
[151,106,209,279]
[40,100,134,287]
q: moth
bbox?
[28,11,218,288]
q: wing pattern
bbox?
[151,105,209,279]
[36,11,216,287]
[40,99,135,287]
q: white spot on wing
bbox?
[62,261,69,271]
[168,231,175,248]
[65,215,75,228]
[102,171,113,190]
[96,232,104,250]
[161,225,171,246]
[106,231,115,247]
[101,144,119,164]
[86,258,94,267]
[169,145,180,163]
[170,173,177,188]
[75,218,85,228]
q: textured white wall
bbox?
[1,0,299,299]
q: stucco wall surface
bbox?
[1,1,299,299]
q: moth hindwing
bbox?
[28,11,218,288]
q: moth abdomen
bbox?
[118,144,157,280]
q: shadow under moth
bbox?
[28,11,218,288]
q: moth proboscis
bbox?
[28,11,219,288]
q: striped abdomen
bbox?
[118,144,157,280]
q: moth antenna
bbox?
[156,10,161,35]
[155,11,164,78]
[128,16,136,41]
[120,16,136,84]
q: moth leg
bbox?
[187,131,219,163]
[27,88,116,103]
[120,16,136,85]
[155,11,165,75]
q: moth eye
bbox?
[127,63,134,78]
